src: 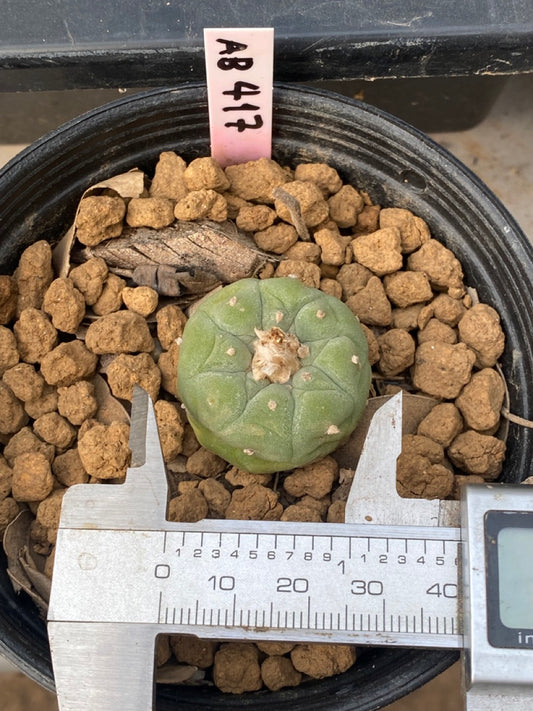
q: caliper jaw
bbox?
[48,622,158,711]
[56,386,170,531]
[345,392,460,528]
[49,387,168,710]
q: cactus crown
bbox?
[252,326,309,384]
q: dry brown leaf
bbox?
[4,510,34,593]
[72,220,270,291]
[155,663,205,684]
[4,510,49,615]
[20,553,51,603]
[91,374,130,425]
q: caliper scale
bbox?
[48,389,533,710]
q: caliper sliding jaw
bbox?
[48,387,169,710]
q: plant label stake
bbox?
[48,389,533,710]
[204,27,274,167]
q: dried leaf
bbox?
[96,354,116,374]
[171,269,221,296]
[95,170,147,198]
[466,286,479,305]
[91,374,130,425]
[4,510,49,615]
[72,220,271,290]
[20,554,51,603]
[155,663,205,684]
[272,186,310,241]
[4,510,34,593]
[52,168,146,278]
[132,264,182,297]
[495,361,511,441]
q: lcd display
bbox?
[498,527,533,629]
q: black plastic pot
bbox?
[1,83,532,710]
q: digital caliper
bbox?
[47,388,533,710]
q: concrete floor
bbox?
[0,73,532,710]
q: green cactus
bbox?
[177,277,371,473]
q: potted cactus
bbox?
[0,83,532,711]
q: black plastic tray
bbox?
[1,0,532,92]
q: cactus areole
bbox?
[177,278,371,473]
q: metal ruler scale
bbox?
[50,522,461,648]
[47,389,533,710]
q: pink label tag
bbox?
[204,27,274,167]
